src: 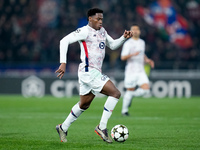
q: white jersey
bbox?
[60,25,126,72]
[121,38,145,75]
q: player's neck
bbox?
[132,37,139,40]
[88,24,98,31]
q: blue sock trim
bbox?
[71,110,77,118]
[104,107,109,112]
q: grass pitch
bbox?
[0,95,200,150]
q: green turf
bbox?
[0,95,200,150]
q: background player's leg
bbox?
[121,88,135,115]
[122,84,149,116]
[99,80,120,130]
[61,92,95,132]
[131,83,150,97]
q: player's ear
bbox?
[88,16,92,22]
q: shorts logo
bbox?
[101,74,108,81]
[99,42,105,49]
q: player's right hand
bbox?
[55,63,66,79]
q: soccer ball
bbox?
[111,124,129,142]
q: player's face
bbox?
[89,13,103,30]
[131,26,140,38]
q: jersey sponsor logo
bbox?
[99,42,105,49]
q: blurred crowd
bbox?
[0,0,200,73]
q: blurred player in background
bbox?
[55,8,132,143]
[121,24,154,116]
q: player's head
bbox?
[87,8,103,30]
[130,24,141,39]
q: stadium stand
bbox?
[0,0,199,74]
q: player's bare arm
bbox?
[121,51,140,61]
[144,55,154,68]
[55,63,66,79]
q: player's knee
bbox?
[79,104,89,110]
[79,102,91,110]
[112,90,121,99]
[140,84,149,89]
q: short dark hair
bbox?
[87,8,103,20]
[131,24,140,30]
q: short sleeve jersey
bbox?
[121,38,145,75]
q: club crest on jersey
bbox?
[99,42,105,49]
[101,74,108,81]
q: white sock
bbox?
[131,88,150,97]
[122,91,133,114]
[61,103,84,132]
[99,96,119,130]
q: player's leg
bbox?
[79,92,95,110]
[121,83,150,117]
[99,80,121,129]
[121,75,136,116]
[130,73,150,97]
[95,80,120,143]
[56,92,95,142]
[132,83,150,96]
[61,92,95,131]
[61,93,95,131]
[121,87,135,116]
[100,80,121,98]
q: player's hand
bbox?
[55,63,66,79]
[131,51,140,56]
[147,59,154,68]
[123,30,132,39]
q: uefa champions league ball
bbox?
[111,124,129,142]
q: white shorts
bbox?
[78,69,110,95]
[124,72,149,88]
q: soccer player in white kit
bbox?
[121,25,154,116]
[55,8,132,143]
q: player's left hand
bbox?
[123,30,132,39]
[147,59,154,68]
